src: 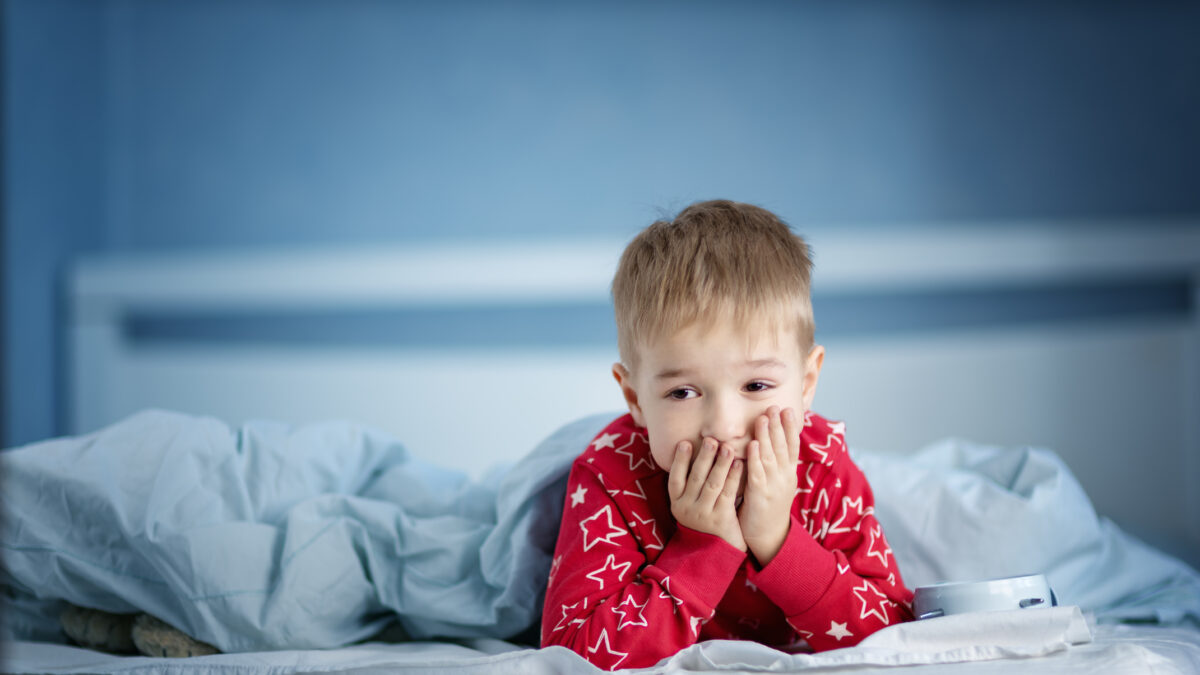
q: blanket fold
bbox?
[1,411,609,651]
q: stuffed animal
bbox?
[60,605,220,658]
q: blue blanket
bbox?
[1,411,610,651]
[3,411,1198,652]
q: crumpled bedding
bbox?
[2,410,1198,654]
[1,410,607,651]
[4,607,1127,675]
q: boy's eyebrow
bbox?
[654,368,689,381]
[653,358,786,380]
[746,358,787,369]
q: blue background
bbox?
[3,0,1199,447]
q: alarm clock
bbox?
[913,574,1057,620]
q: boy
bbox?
[541,200,913,669]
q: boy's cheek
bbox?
[649,441,675,472]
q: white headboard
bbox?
[69,223,1200,563]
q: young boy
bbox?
[541,200,913,669]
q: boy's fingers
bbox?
[745,439,766,483]
[753,415,775,469]
[782,407,801,464]
[684,438,719,497]
[769,406,789,463]
[700,444,735,505]
[719,459,743,503]
[667,441,691,501]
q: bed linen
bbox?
[4,613,1200,674]
[3,410,1200,673]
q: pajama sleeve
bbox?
[747,452,913,650]
[541,460,747,670]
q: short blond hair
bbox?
[612,199,814,369]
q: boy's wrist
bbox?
[747,517,837,617]
[746,522,789,567]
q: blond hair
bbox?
[612,199,814,369]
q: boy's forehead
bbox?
[637,318,800,366]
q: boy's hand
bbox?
[668,438,747,552]
[738,406,800,566]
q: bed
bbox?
[3,222,1200,673]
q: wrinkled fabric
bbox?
[3,411,1198,655]
[1,410,610,651]
[856,439,1200,625]
[8,616,1200,675]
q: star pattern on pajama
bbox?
[853,581,893,626]
[542,412,914,670]
[588,630,628,669]
[612,595,649,629]
[570,484,587,507]
[826,620,853,641]
[579,505,628,551]
[586,554,632,590]
[615,433,657,473]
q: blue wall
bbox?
[4,0,1200,446]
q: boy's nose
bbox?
[701,397,751,448]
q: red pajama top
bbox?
[541,411,913,670]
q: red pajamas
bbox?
[541,412,913,670]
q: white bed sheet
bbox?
[4,611,1199,674]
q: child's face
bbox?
[613,319,824,473]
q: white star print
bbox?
[570,484,587,507]
[587,629,629,668]
[552,600,586,632]
[826,620,853,641]
[865,525,893,568]
[591,432,621,451]
[615,433,657,472]
[622,479,648,501]
[827,420,846,437]
[594,472,621,498]
[853,580,892,625]
[631,510,663,551]
[612,595,649,629]
[690,615,707,637]
[809,433,836,466]
[796,463,818,495]
[580,505,628,551]
[837,562,850,575]
[586,553,632,590]
[826,495,870,535]
[802,488,831,537]
[658,576,685,608]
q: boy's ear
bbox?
[802,345,825,412]
[611,363,647,427]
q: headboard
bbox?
[68,222,1200,563]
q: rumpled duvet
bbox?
[2,410,1198,653]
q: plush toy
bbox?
[60,605,220,658]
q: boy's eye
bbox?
[745,381,772,393]
[666,388,697,400]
